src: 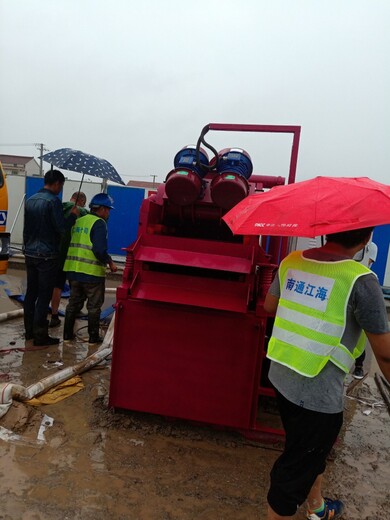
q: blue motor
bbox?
[165,146,210,206]
[210,148,253,210]
[216,148,253,179]
[173,145,210,177]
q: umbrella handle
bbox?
[75,172,86,205]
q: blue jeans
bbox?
[24,256,58,328]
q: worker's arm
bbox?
[264,293,279,315]
[365,331,390,383]
[90,220,110,265]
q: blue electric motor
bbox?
[165,146,210,206]
[217,148,253,179]
[174,145,210,177]
[210,148,253,209]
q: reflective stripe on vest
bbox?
[64,214,106,277]
[267,251,371,377]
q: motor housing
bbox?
[165,146,209,206]
[210,148,253,209]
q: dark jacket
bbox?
[23,188,76,259]
[57,201,88,267]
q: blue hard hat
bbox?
[89,193,115,209]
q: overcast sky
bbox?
[0,0,389,185]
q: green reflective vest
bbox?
[267,251,372,377]
[64,214,106,277]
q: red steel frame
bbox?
[109,123,300,438]
[207,123,300,265]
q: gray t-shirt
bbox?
[267,249,389,413]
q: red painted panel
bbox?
[129,270,250,312]
[110,299,262,429]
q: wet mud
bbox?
[0,282,389,519]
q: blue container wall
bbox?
[26,177,63,201]
[26,177,44,200]
[25,178,144,257]
[26,177,63,202]
[372,224,390,286]
[107,185,145,256]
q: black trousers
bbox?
[24,256,58,327]
[267,390,343,517]
[355,350,366,367]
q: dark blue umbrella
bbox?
[40,148,125,186]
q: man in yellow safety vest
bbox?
[63,193,117,345]
[264,227,390,520]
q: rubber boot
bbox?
[88,315,103,345]
[24,314,34,341]
[63,312,77,342]
[33,320,60,346]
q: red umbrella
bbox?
[223,176,390,237]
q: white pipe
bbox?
[0,313,116,416]
[24,313,115,400]
[0,383,28,418]
[24,347,112,400]
[99,312,115,349]
[9,194,26,235]
[0,308,24,322]
[1,383,28,402]
[0,345,112,417]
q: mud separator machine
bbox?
[109,123,301,437]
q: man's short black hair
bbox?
[326,227,374,249]
[44,169,65,186]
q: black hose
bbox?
[196,124,219,173]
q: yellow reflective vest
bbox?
[267,251,372,377]
[64,214,106,277]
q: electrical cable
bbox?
[195,124,219,173]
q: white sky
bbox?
[0,0,389,185]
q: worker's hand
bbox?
[109,260,118,273]
[70,205,80,217]
[366,331,390,384]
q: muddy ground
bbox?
[0,271,389,520]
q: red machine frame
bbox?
[109,123,301,437]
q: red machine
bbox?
[109,123,301,436]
